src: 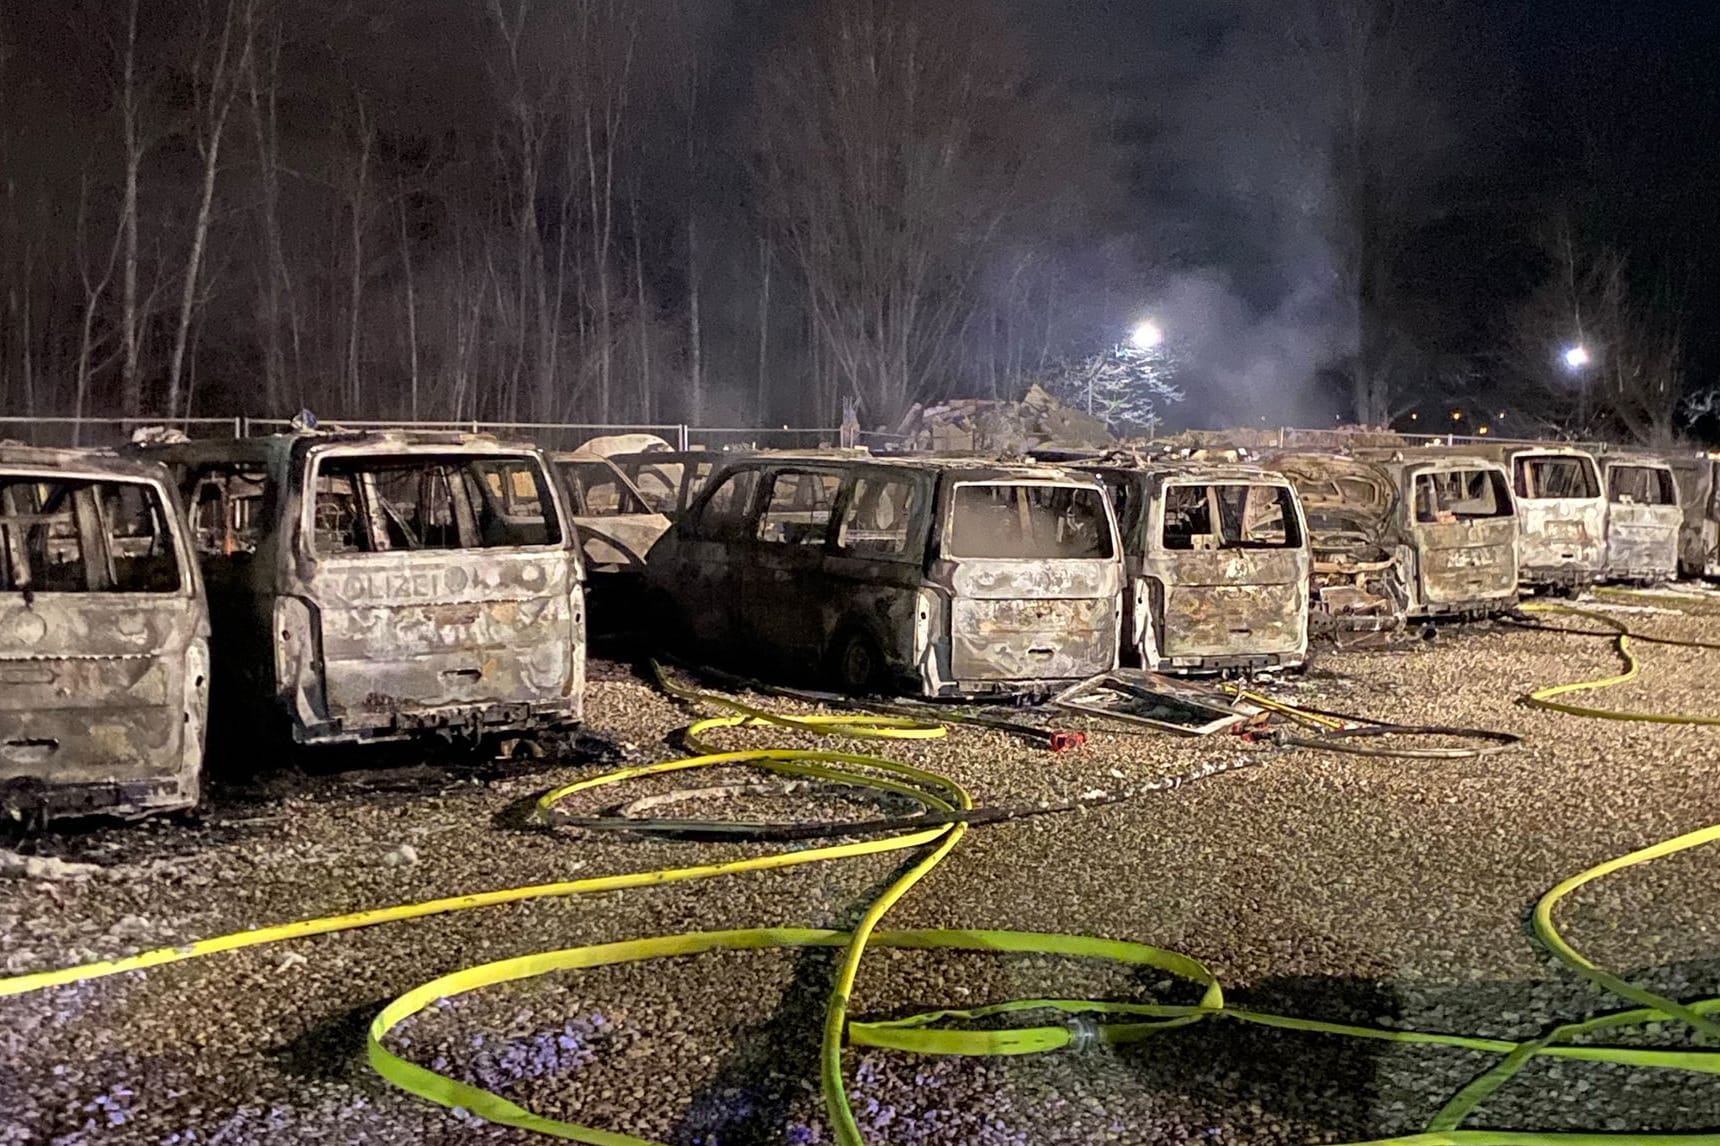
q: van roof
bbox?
[1601,452,1675,470]
[130,429,545,466]
[0,443,176,483]
[713,450,1097,482]
[1070,458,1295,485]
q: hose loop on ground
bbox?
[0,662,1715,1144]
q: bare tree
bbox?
[245,4,294,412]
[166,0,256,419]
[754,0,1046,426]
[1511,221,1688,445]
[116,0,145,418]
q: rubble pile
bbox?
[1149,426,1409,454]
[894,384,1115,454]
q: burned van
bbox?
[137,431,584,746]
[644,454,1123,696]
[1270,451,1519,624]
[0,447,208,821]
[1259,452,1405,632]
[1375,453,1520,618]
[1600,455,1681,583]
[1664,454,1720,578]
[1072,458,1311,672]
[1458,445,1604,593]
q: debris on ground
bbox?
[0,850,103,882]
[1052,670,1257,735]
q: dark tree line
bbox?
[2,0,1711,443]
[0,0,1139,434]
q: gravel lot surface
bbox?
[2,600,1717,1145]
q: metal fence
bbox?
[0,413,1639,457]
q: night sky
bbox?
[1030,0,1720,429]
[1,0,1715,436]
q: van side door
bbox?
[742,467,844,666]
[667,465,760,645]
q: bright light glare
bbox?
[1131,320,1164,351]
[1563,344,1591,370]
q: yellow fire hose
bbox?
[1518,601,1720,723]
[0,665,1716,1144]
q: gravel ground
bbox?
[2,603,1718,1145]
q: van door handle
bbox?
[441,668,483,682]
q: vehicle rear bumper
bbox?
[292,699,583,745]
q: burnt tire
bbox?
[829,629,885,696]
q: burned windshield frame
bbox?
[1515,455,1599,500]
[1412,468,1514,522]
[943,482,1115,560]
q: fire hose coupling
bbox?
[1064,1014,1103,1053]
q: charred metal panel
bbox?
[0,450,208,821]
[574,517,671,571]
[948,559,1114,600]
[1082,461,1312,669]
[948,595,1114,681]
[1601,458,1681,583]
[1412,519,1519,606]
[1159,582,1306,661]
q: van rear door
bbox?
[293,448,580,738]
[1152,481,1309,664]
[0,471,206,815]
[939,480,1121,683]
[1408,466,1518,608]
[1604,463,1680,579]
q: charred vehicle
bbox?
[1600,455,1681,583]
[552,451,671,612]
[1664,454,1720,578]
[1374,453,1521,618]
[1269,452,1520,625]
[138,431,584,746]
[644,454,1123,696]
[1072,458,1311,672]
[1,447,209,821]
[1457,445,1604,593]
[609,450,721,520]
[1260,452,1405,632]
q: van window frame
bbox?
[753,465,847,549]
[1514,453,1600,500]
[1607,464,1678,507]
[1157,479,1305,552]
[301,448,567,558]
[831,467,933,565]
[0,471,193,596]
[1409,466,1514,524]
[686,463,766,543]
[938,478,1118,562]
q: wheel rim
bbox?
[841,638,875,690]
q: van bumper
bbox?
[291,699,583,746]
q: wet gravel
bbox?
[2,604,1718,1145]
